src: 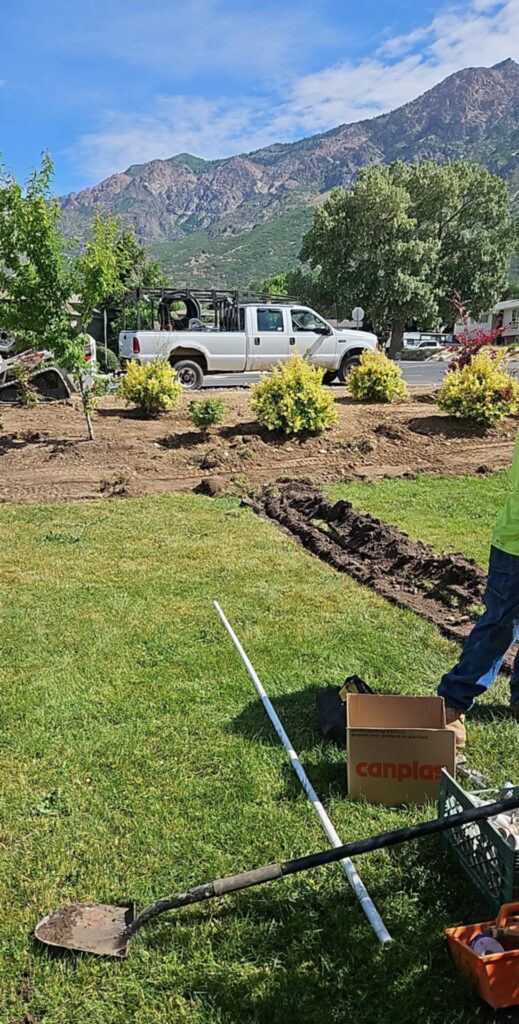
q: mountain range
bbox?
[59,58,519,287]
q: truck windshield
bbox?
[291,309,328,332]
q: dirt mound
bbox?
[255,481,487,646]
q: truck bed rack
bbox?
[122,286,299,332]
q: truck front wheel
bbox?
[337,354,361,383]
[322,371,337,386]
[171,358,204,390]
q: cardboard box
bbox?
[346,693,456,806]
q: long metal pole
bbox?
[213,601,392,946]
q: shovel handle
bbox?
[129,792,519,935]
[129,864,283,934]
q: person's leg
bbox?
[438,546,519,713]
[510,646,519,715]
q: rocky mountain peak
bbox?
[59,59,519,277]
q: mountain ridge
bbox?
[59,59,519,285]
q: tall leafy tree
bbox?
[301,161,517,356]
[250,269,333,313]
[0,154,71,349]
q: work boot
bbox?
[445,706,467,749]
[510,704,519,721]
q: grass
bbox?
[0,488,516,1024]
[325,472,511,566]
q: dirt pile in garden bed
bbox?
[255,481,487,646]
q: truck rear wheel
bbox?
[171,358,204,390]
[322,371,337,386]
[337,354,361,383]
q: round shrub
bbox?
[437,351,519,426]
[347,351,408,403]
[96,347,120,373]
[119,359,183,417]
[250,353,338,436]
[188,397,226,431]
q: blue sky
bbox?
[1,0,517,194]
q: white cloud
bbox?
[281,0,519,134]
[69,97,290,181]
[70,0,519,184]
[378,26,433,59]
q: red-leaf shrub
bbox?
[450,291,505,370]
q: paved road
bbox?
[202,360,447,389]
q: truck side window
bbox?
[257,309,284,332]
[291,309,327,332]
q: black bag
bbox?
[315,675,375,748]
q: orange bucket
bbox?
[445,902,519,1009]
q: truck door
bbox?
[289,308,336,367]
[249,307,290,370]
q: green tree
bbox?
[103,229,166,349]
[73,211,130,333]
[301,161,517,356]
[57,211,132,439]
[250,269,333,314]
[115,229,166,290]
[0,154,71,350]
[0,156,139,439]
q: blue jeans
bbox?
[438,545,519,712]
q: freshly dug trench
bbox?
[254,481,489,648]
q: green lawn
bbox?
[0,489,515,1024]
[325,472,511,566]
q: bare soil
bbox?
[255,481,489,649]
[0,387,516,505]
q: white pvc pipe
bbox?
[213,601,392,946]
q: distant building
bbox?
[454,299,519,344]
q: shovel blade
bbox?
[35,902,135,957]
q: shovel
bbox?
[35,790,519,957]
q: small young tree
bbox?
[450,292,505,369]
[102,229,167,348]
[0,157,132,440]
[61,212,132,438]
[188,397,226,434]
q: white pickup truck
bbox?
[119,302,378,389]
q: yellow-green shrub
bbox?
[119,360,183,417]
[437,351,519,426]
[347,351,408,403]
[251,354,338,436]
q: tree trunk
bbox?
[78,376,95,441]
[388,319,405,359]
[84,407,95,441]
